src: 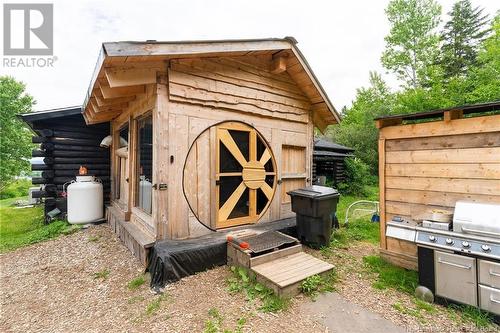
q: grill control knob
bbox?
[462,241,470,248]
[445,238,454,245]
[429,235,436,242]
[481,244,491,252]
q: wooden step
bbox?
[251,252,334,297]
[106,206,155,266]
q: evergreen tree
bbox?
[440,0,490,78]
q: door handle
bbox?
[490,296,500,304]
[489,269,500,277]
[437,258,472,270]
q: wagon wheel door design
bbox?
[216,122,276,228]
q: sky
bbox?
[1,0,498,112]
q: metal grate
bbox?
[244,231,296,254]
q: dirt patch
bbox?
[309,244,499,333]
[1,225,497,333]
[0,225,321,333]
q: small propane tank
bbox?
[139,175,152,214]
[67,175,103,224]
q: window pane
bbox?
[137,116,153,214]
[219,142,243,173]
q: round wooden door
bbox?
[216,122,276,228]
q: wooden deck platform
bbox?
[107,206,155,265]
[252,252,334,297]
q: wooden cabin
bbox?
[81,38,341,263]
[20,107,111,222]
[313,138,353,186]
[376,102,500,270]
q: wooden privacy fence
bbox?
[376,105,500,270]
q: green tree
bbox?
[381,0,442,88]
[328,72,394,174]
[466,13,500,102]
[440,0,490,78]
[0,76,35,191]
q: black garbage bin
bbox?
[287,185,340,248]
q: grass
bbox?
[226,266,289,313]
[300,271,338,299]
[448,304,494,328]
[127,275,146,290]
[88,235,100,242]
[203,308,246,333]
[0,179,32,199]
[145,293,168,316]
[127,295,145,304]
[319,185,380,256]
[362,255,418,294]
[93,269,110,280]
[0,196,80,253]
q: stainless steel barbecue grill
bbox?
[416,201,500,260]
[414,201,500,316]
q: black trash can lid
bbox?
[287,185,339,199]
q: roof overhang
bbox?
[82,37,341,130]
[18,106,83,131]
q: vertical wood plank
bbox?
[183,139,198,217]
[210,126,217,229]
[110,123,118,201]
[196,131,210,222]
[270,128,282,221]
[128,117,137,220]
[154,81,168,240]
[168,113,190,238]
[379,138,387,250]
[306,112,313,185]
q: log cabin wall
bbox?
[22,111,110,222]
[377,111,500,270]
[164,55,314,239]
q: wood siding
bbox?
[379,114,500,269]
[167,56,313,238]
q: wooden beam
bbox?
[93,102,129,113]
[376,118,403,129]
[312,105,328,133]
[104,67,158,88]
[95,95,135,107]
[271,55,287,74]
[99,81,145,99]
[444,109,463,122]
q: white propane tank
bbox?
[67,176,103,224]
[139,175,152,214]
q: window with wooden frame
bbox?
[135,114,153,215]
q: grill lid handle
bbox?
[461,226,499,238]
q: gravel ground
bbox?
[1,225,498,333]
[308,243,500,333]
[0,225,322,333]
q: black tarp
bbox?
[148,218,296,289]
